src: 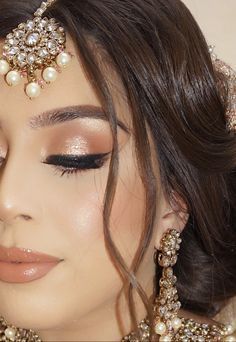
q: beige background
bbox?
[182,0,236,69]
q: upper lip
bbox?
[0,245,62,263]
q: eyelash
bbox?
[43,152,111,177]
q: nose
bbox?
[0,152,36,225]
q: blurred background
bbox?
[182,0,236,69]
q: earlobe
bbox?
[154,191,189,250]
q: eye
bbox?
[43,152,111,177]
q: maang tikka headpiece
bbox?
[0,0,72,99]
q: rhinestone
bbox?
[18,23,25,30]
[25,32,40,47]
[47,23,58,32]
[38,48,48,58]
[6,33,13,39]
[38,18,48,30]
[8,46,19,56]
[26,20,34,30]
[27,53,36,64]
[35,8,44,16]
[40,2,48,10]
[47,40,58,54]
[17,53,27,67]
[3,44,10,51]
[8,38,19,46]
[14,30,25,38]
[33,17,40,24]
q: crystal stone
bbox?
[38,48,48,58]
[8,46,19,56]
[27,53,36,64]
[17,53,27,67]
[26,20,34,30]
[38,18,48,30]
[14,30,25,38]
[25,32,40,47]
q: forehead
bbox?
[0,36,130,130]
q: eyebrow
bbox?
[28,105,130,134]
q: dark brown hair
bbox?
[0,0,235,337]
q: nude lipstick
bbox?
[0,246,63,283]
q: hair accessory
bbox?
[209,46,236,133]
[0,0,72,99]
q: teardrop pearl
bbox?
[4,327,16,339]
[0,59,10,75]
[56,52,71,68]
[171,317,182,331]
[6,70,21,86]
[154,321,167,335]
[225,324,235,335]
[26,82,41,99]
[42,66,58,83]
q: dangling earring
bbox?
[152,228,182,341]
[152,228,235,342]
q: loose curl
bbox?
[0,0,235,336]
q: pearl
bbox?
[171,317,182,331]
[4,327,16,339]
[0,59,10,75]
[26,82,41,98]
[6,70,21,86]
[225,325,235,336]
[197,337,205,342]
[42,66,58,83]
[154,321,167,335]
[224,335,236,342]
[56,52,71,68]
[159,335,172,342]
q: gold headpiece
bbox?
[209,46,236,133]
[0,0,72,99]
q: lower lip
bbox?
[0,261,60,283]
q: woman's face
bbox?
[0,37,181,340]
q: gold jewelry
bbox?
[0,0,72,99]
[0,316,41,342]
[209,46,236,133]
[0,229,235,341]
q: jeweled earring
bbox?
[152,228,236,342]
[152,228,182,341]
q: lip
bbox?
[0,246,63,283]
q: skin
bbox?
[0,37,190,341]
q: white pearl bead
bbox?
[171,317,182,331]
[42,66,58,83]
[159,334,172,342]
[224,335,236,342]
[154,321,167,335]
[4,327,16,339]
[225,325,235,335]
[56,52,71,68]
[26,82,41,98]
[6,70,21,86]
[0,59,10,75]
[197,337,205,342]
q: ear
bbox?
[154,190,189,250]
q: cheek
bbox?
[109,167,146,265]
